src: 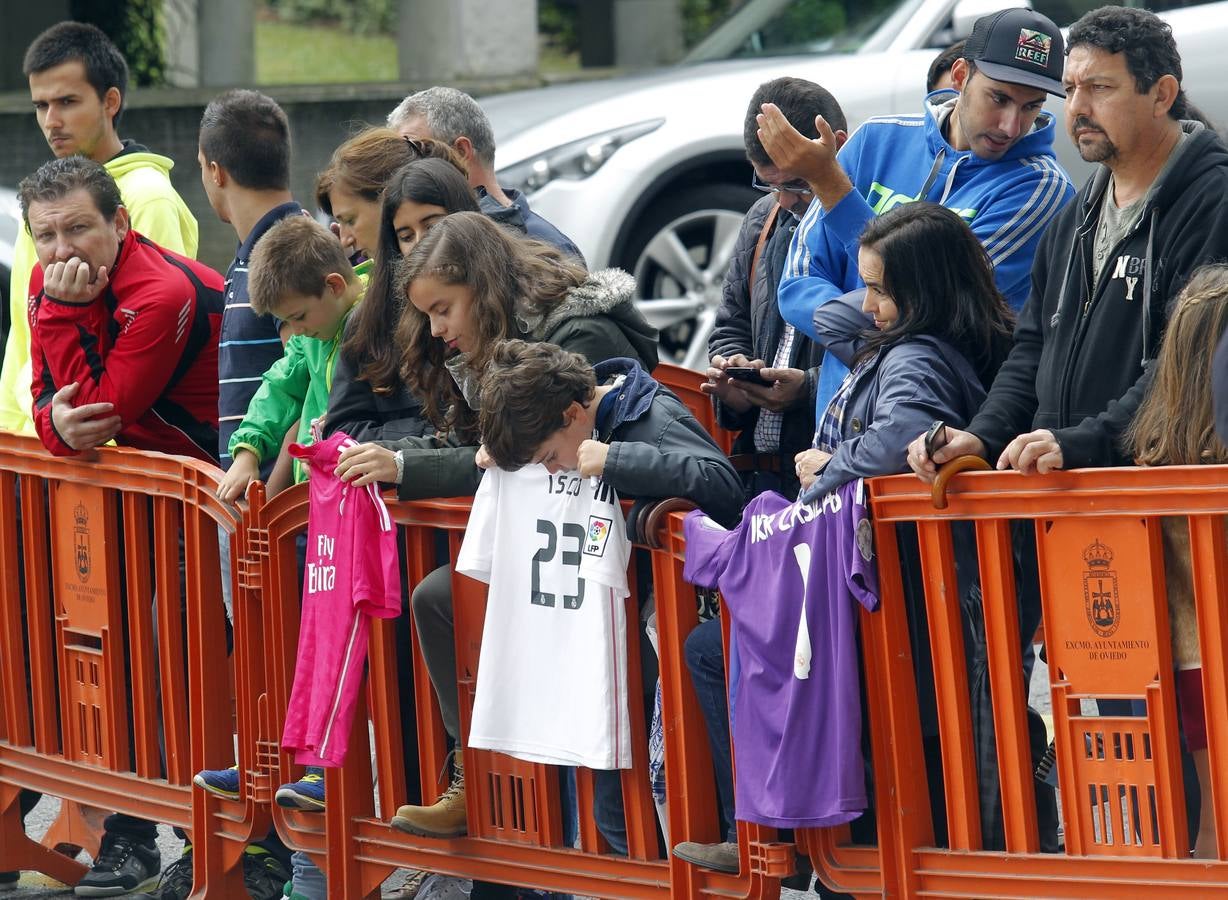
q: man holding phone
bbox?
[705,77,848,500]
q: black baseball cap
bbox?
[964,8,1065,97]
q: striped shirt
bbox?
[218,201,307,470]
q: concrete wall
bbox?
[1,84,429,272]
[397,0,538,83]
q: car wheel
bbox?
[622,183,759,369]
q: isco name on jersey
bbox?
[459,465,632,769]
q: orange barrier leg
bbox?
[0,785,88,887]
[39,800,106,859]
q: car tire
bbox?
[621,183,760,369]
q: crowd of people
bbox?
[3,4,1228,898]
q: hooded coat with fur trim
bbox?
[382,268,660,500]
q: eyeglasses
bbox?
[751,173,813,195]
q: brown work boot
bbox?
[391,758,467,838]
[671,840,739,873]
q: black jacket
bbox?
[709,194,822,498]
[969,122,1228,467]
[322,314,433,443]
[595,357,744,529]
[383,269,659,499]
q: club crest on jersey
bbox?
[856,518,874,562]
[584,516,613,557]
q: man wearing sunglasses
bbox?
[760,7,1075,416]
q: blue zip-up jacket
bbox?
[779,91,1073,421]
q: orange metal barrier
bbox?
[859,463,1228,896]
[0,433,254,896]
[652,362,737,456]
[15,433,1228,898]
[246,482,801,898]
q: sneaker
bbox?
[383,869,430,899]
[275,768,325,811]
[143,845,194,899]
[243,846,291,900]
[390,761,467,838]
[74,833,160,897]
[781,850,815,890]
[194,765,241,800]
[414,874,473,900]
[671,839,739,873]
[0,871,18,892]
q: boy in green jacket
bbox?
[217,216,363,502]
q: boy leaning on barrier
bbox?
[214,216,364,504]
[389,340,744,844]
[192,217,362,886]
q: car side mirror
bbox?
[950,0,1032,40]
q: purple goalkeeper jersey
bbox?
[683,480,879,828]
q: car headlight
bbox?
[497,119,665,195]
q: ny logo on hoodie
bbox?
[1111,254,1145,301]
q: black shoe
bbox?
[0,870,18,892]
[142,845,194,899]
[243,846,291,900]
[782,850,815,890]
[74,833,160,897]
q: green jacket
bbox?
[229,306,356,482]
[0,146,198,435]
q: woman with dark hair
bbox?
[387,157,481,255]
[323,156,479,443]
[795,200,1014,499]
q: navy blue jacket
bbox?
[802,291,987,501]
[478,187,585,264]
[595,357,744,528]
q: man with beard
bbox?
[904,5,1228,854]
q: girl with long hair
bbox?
[333,212,657,859]
[336,210,657,488]
[1126,264,1228,858]
[795,200,1015,497]
[322,154,477,443]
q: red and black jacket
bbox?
[30,230,223,462]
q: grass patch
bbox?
[254,16,582,85]
[256,18,397,84]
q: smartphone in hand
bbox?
[924,419,950,458]
[725,366,774,386]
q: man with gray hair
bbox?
[389,86,583,260]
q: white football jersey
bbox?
[458,464,632,769]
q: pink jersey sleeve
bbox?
[351,479,400,618]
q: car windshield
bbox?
[684,0,925,61]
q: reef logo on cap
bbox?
[1016,28,1053,67]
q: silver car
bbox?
[484,0,1228,367]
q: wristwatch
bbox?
[393,449,405,484]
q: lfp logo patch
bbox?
[584,516,613,557]
[1016,28,1052,67]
